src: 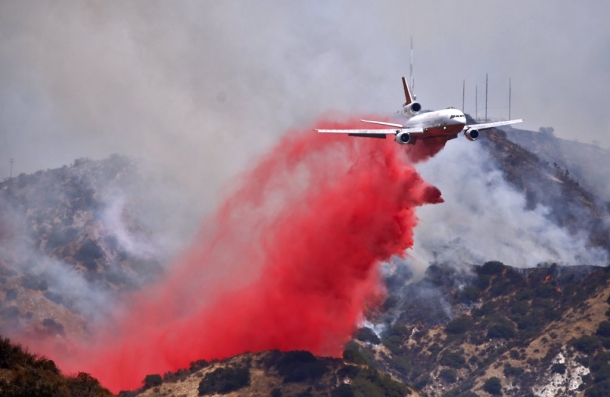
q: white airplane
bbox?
[316,77,523,145]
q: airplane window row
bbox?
[450,115,465,119]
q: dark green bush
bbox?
[503,363,524,377]
[572,335,600,355]
[487,323,517,339]
[198,366,250,395]
[440,351,466,369]
[275,351,328,383]
[483,377,502,395]
[597,321,610,337]
[343,349,368,365]
[350,367,406,397]
[461,287,481,303]
[389,355,411,376]
[446,316,472,335]
[516,289,534,301]
[535,284,557,298]
[355,327,381,345]
[586,380,610,396]
[143,374,162,388]
[439,368,457,383]
[479,261,505,275]
[551,363,567,375]
[511,301,530,316]
[477,275,491,290]
[66,372,106,396]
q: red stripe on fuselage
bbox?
[423,123,465,138]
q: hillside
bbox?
[355,261,610,397]
[0,125,609,396]
[504,128,610,203]
[0,155,164,341]
[0,336,111,396]
[119,351,420,397]
[480,129,610,251]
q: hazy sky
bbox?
[1,1,609,209]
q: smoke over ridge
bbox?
[408,138,608,275]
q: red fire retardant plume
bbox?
[41,116,443,392]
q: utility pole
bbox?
[462,79,465,112]
[9,158,14,179]
[475,85,478,121]
[509,78,512,120]
[485,73,488,121]
[410,37,414,92]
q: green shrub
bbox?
[143,374,162,388]
[439,368,457,383]
[503,363,524,377]
[516,289,534,301]
[66,372,107,396]
[198,366,250,395]
[535,284,557,298]
[461,287,481,303]
[446,317,472,335]
[483,377,502,395]
[477,275,491,290]
[551,363,567,375]
[585,379,610,396]
[440,351,466,369]
[597,321,610,337]
[511,301,530,316]
[343,349,368,365]
[275,351,328,383]
[350,367,406,397]
[487,323,517,339]
[479,261,505,275]
[572,335,600,355]
[355,327,381,345]
[190,359,209,372]
[389,355,411,376]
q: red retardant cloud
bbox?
[31,116,443,392]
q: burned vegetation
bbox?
[348,261,610,396]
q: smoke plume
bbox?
[409,138,608,274]
[24,117,441,392]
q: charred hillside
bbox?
[0,155,163,341]
[504,128,610,203]
[355,262,610,397]
[480,129,610,252]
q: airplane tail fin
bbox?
[402,77,414,106]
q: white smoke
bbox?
[408,138,608,274]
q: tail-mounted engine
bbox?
[402,102,422,117]
[464,129,480,141]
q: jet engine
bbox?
[402,102,422,117]
[395,131,412,145]
[464,129,480,142]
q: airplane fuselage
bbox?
[403,108,467,139]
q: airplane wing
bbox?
[465,119,524,131]
[316,119,424,136]
[316,127,425,135]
